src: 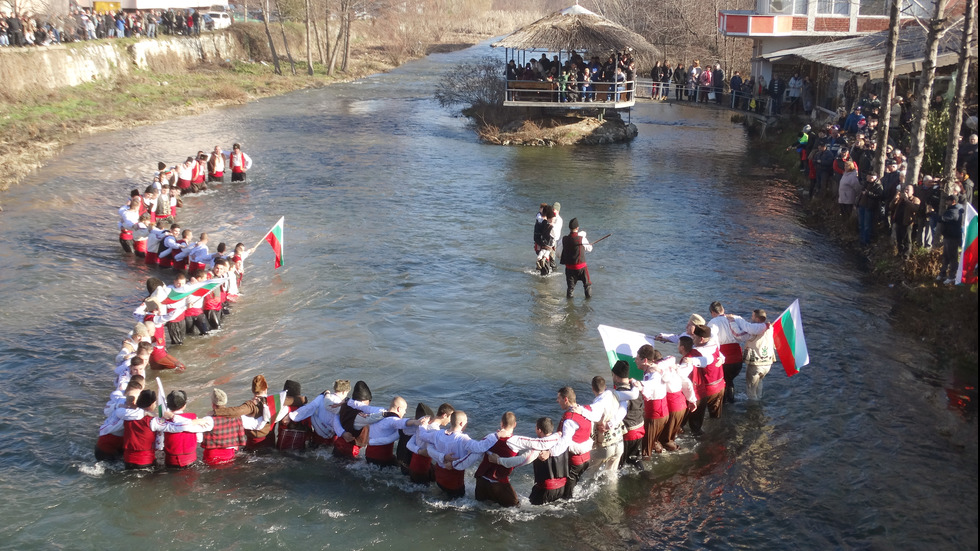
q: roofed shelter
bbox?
[760,21,975,111]
[491,4,661,109]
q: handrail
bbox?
[504,79,636,105]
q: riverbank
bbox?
[0,17,532,193]
[758,121,978,380]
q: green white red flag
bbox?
[156,377,167,418]
[264,217,284,269]
[597,324,659,380]
[266,391,289,423]
[957,203,978,285]
[772,299,809,377]
[161,278,226,304]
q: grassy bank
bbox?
[756,119,978,375]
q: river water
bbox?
[0,44,976,550]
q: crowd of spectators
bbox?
[786,88,977,281]
[504,49,635,103]
[1,8,209,47]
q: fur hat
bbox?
[283,380,302,398]
[415,402,434,420]
[212,388,228,406]
[251,375,268,395]
[333,379,351,395]
[688,313,706,326]
[693,324,712,339]
[166,390,187,411]
[351,380,372,402]
[132,323,150,340]
[611,360,630,379]
[136,389,157,409]
[569,218,579,230]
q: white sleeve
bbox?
[577,404,603,423]
[495,450,538,468]
[463,432,499,454]
[289,395,321,422]
[241,415,267,431]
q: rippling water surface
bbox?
[0,43,976,550]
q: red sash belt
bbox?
[409,453,431,474]
[569,451,590,466]
[123,449,155,466]
[434,466,465,490]
[365,444,395,462]
[202,447,236,465]
[538,477,566,490]
[719,343,743,364]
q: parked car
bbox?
[206,11,232,29]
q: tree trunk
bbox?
[325,0,333,73]
[274,0,297,75]
[904,0,949,190]
[304,0,314,75]
[942,0,975,183]
[261,0,282,75]
[874,0,901,180]
[312,8,324,64]
[341,3,351,72]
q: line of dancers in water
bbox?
[99,154,778,507]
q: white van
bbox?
[207,11,232,30]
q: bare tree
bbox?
[261,0,283,75]
[304,0,314,74]
[875,0,902,179]
[942,0,976,181]
[274,0,298,75]
[904,0,951,190]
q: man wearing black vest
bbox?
[490,417,570,505]
[559,218,593,299]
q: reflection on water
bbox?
[0,43,976,550]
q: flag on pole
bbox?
[156,377,167,417]
[772,299,809,377]
[264,217,284,269]
[161,278,227,305]
[597,324,659,380]
[267,391,290,423]
[957,203,978,285]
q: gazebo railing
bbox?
[503,79,636,108]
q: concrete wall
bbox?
[0,31,244,94]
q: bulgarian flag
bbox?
[156,377,167,417]
[772,299,810,377]
[264,217,284,269]
[957,203,978,285]
[161,278,226,305]
[267,391,290,423]
[597,324,659,380]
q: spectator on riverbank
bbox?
[712,64,724,105]
[768,75,785,115]
[788,72,802,114]
[838,161,861,217]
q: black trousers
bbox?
[619,437,643,469]
[564,459,590,499]
[530,484,565,505]
[565,266,591,298]
[206,308,222,330]
[185,313,209,335]
[167,319,186,346]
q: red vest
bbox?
[474,436,516,484]
[164,412,198,467]
[561,409,592,464]
[123,415,156,466]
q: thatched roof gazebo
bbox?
[492,4,660,108]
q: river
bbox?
[0,43,975,550]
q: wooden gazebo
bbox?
[491,4,660,109]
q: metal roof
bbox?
[761,21,974,79]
